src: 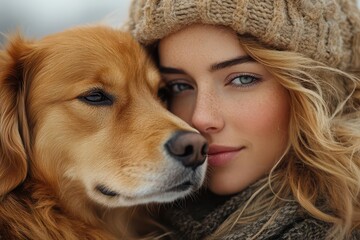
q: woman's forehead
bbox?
[158,24,247,67]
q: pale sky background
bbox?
[0,0,132,43]
[0,0,360,43]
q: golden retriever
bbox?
[0,26,208,239]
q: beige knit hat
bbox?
[128,0,360,71]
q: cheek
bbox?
[248,99,289,135]
[231,86,290,141]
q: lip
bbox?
[207,144,244,167]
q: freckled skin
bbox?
[159,24,290,195]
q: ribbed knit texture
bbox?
[161,183,360,240]
[128,0,360,71]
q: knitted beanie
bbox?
[128,0,360,71]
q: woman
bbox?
[128,0,360,239]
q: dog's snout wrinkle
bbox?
[165,131,208,170]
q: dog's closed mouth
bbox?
[95,181,194,200]
[167,181,192,192]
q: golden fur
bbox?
[0,26,207,239]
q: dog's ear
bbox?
[0,35,33,196]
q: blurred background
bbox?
[0,0,131,43]
[0,0,360,44]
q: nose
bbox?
[165,131,208,169]
[191,90,224,133]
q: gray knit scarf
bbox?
[161,183,360,240]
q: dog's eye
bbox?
[79,90,113,106]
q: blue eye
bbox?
[167,82,193,94]
[230,74,260,87]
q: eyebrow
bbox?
[159,55,254,74]
[159,66,186,74]
[210,55,254,71]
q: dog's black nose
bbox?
[165,131,208,169]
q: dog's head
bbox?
[0,26,207,207]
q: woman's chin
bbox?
[207,178,245,196]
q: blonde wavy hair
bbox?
[207,36,360,240]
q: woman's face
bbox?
[158,24,290,195]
